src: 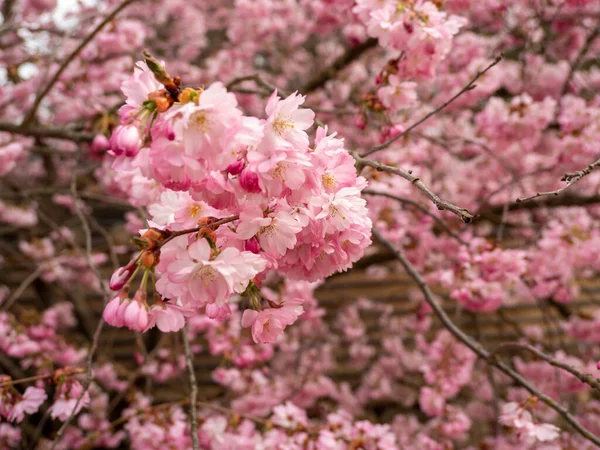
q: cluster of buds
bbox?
[104,228,172,332]
[374,54,404,86]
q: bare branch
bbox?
[226,73,279,95]
[361,55,503,158]
[362,189,468,244]
[558,26,600,101]
[517,156,600,203]
[181,328,200,450]
[491,342,600,392]
[355,155,474,223]
[0,266,44,311]
[0,122,94,142]
[371,228,600,447]
[22,0,141,125]
[48,177,110,450]
[0,368,84,388]
[299,38,378,94]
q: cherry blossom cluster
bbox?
[102,60,372,340]
[2,0,600,448]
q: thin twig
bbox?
[557,26,600,104]
[362,189,467,244]
[370,228,600,447]
[355,156,474,223]
[159,215,240,248]
[0,368,84,388]
[22,0,141,125]
[181,328,200,450]
[517,156,600,203]
[48,177,110,450]
[491,342,600,392]
[299,38,378,94]
[1,266,44,311]
[361,55,503,157]
[0,122,94,142]
[226,74,279,95]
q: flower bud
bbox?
[239,168,261,193]
[354,113,367,130]
[389,124,405,139]
[141,250,156,268]
[109,125,141,157]
[124,292,149,332]
[206,303,232,320]
[198,227,217,243]
[109,262,137,291]
[90,134,109,157]
[103,296,123,327]
[226,159,245,176]
[244,237,261,254]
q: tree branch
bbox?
[491,342,600,392]
[0,122,95,142]
[361,55,503,158]
[517,156,600,203]
[48,177,110,450]
[371,228,600,447]
[226,73,279,95]
[355,156,474,223]
[22,0,141,125]
[0,265,44,311]
[299,38,378,94]
[362,189,467,244]
[181,328,200,450]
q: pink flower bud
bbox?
[114,298,130,328]
[226,159,245,176]
[103,296,122,327]
[90,134,109,156]
[354,113,367,130]
[379,126,390,144]
[124,299,148,332]
[109,125,141,157]
[206,303,232,320]
[109,262,137,291]
[239,168,261,193]
[389,124,405,139]
[244,237,261,254]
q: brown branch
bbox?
[491,343,600,392]
[0,354,26,380]
[22,0,141,125]
[48,177,111,450]
[362,189,467,244]
[195,400,318,437]
[181,328,200,450]
[0,265,44,311]
[299,38,378,94]
[558,26,600,101]
[226,74,279,95]
[479,194,600,219]
[0,368,85,388]
[159,215,240,247]
[516,156,600,203]
[0,122,94,142]
[361,55,503,158]
[355,156,474,223]
[370,228,600,447]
